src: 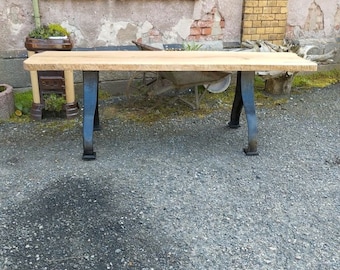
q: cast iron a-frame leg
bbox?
[228,71,243,128]
[228,71,258,155]
[82,71,99,160]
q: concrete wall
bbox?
[0,0,339,89]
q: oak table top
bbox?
[24,51,317,72]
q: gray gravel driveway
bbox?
[0,84,339,269]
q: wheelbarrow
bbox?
[130,41,232,109]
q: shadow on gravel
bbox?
[325,155,340,166]
[1,177,188,269]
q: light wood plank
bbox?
[24,51,317,72]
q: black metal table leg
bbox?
[228,71,243,128]
[94,88,101,131]
[240,71,258,155]
[228,71,258,155]
[82,71,99,160]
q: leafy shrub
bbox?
[28,24,69,39]
[43,94,66,112]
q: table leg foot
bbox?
[65,101,79,119]
[244,149,259,156]
[82,151,96,160]
[30,103,44,120]
[243,141,259,156]
[227,122,241,129]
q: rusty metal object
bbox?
[160,71,230,89]
[30,103,44,120]
[24,37,73,52]
[64,101,79,119]
[38,71,65,95]
[131,40,231,109]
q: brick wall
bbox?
[138,6,226,44]
[188,7,225,42]
[242,0,288,45]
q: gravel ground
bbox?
[0,84,339,270]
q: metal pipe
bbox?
[32,0,41,28]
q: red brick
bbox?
[197,20,213,28]
[190,27,201,36]
[201,27,212,36]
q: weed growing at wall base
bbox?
[14,91,33,115]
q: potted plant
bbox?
[25,23,73,52]
[24,23,78,120]
[43,93,67,118]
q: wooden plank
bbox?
[24,51,317,72]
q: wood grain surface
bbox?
[24,51,317,72]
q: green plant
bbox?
[43,94,66,112]
[293,69,340,88]
[28,23,69,39]
[183,42,203,51]
[14,91,33,115]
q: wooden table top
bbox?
[24,50,317,72]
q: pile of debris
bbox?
[241,39,337,94]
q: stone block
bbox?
[0,84,14,119]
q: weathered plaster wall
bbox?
[1,0,339,51]
[0,0,242,51]
[286,0,340,40]
[286,0,340,62]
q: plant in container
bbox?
[25,23,78,120]
[25,23,73,51]
[28,23,69,39]
[44,93,66,113]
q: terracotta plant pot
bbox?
[0,84,14,119]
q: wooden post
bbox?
[64,70,75,103]
[27,50,41,104]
